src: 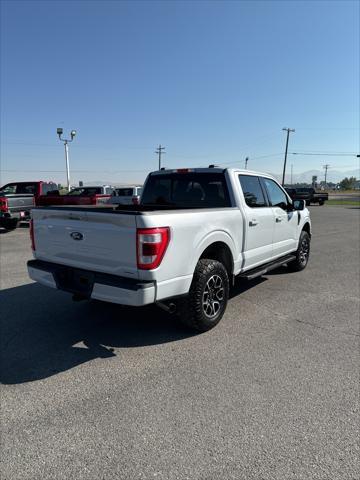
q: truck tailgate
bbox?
[32,208,138,278]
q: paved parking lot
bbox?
[1,206,359,479]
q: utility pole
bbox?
[155,144,166,170]
[57,128,76,192]
[245,157,249,169]
[323,164,330,186]
[290,164,293,185]
[282,127,295,185]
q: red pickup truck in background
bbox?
[0,183,114,230]
[0,181,58,230]
[37,186,114,207]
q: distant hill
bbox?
[268,169,359,184]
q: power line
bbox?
[221,153,282,167]
[1,169,150,173]
[292,152,357,156]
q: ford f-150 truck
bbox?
[28,168,311,331]
[0,181,58,230]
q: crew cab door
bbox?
[238,174,275,269]
[261,177,298,258]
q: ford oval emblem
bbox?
[70,231,84,241]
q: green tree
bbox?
[339,177,357,190]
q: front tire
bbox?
[178,259,229,332]
[288,231,310,272]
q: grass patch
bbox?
[327,199,360,206]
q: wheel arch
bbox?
[302,222,311,237]
[198,241,234,280]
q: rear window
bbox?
[68,187,102,196]
[141,173,231,208]
[115,188,134,196]
[0,182,37,195]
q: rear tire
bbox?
[319,199,324,206]
[177,259,229,332]
[2,219,18,231]
[288,231,310,272]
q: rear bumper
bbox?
[0,211,30,222]
[27,259,155,306]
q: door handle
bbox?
[249,220,258,226]
[275,217,283,222]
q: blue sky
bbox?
[1,0,359,185]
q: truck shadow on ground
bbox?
[0,283,197,385]
[1,275,274,385]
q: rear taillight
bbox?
[132,196,140,205]
[0,197,8,213]
[137,227,170,270]
[30,219,36,251]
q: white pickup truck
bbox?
[28,168,311,331]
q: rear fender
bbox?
[191,230,238,276]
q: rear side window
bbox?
[115,188,134,196]
[141,173,231,208]
[239,175,267,208]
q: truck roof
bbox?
[151,167,277,180]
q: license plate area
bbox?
[54,267,95,297]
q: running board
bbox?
[239,254,296,280]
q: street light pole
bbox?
[282,127,295,186]
[64,141,70,191]
[57,128,76,192]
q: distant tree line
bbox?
[339,177,358,190]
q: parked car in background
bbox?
[108,186,143,205]
[28,167,311,332]
[38,185,114,207]
[0,181,58,230]
[285,187,328,206]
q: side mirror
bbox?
[293,199,305,211]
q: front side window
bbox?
[239,175,267,208]
[262,178,288,208]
